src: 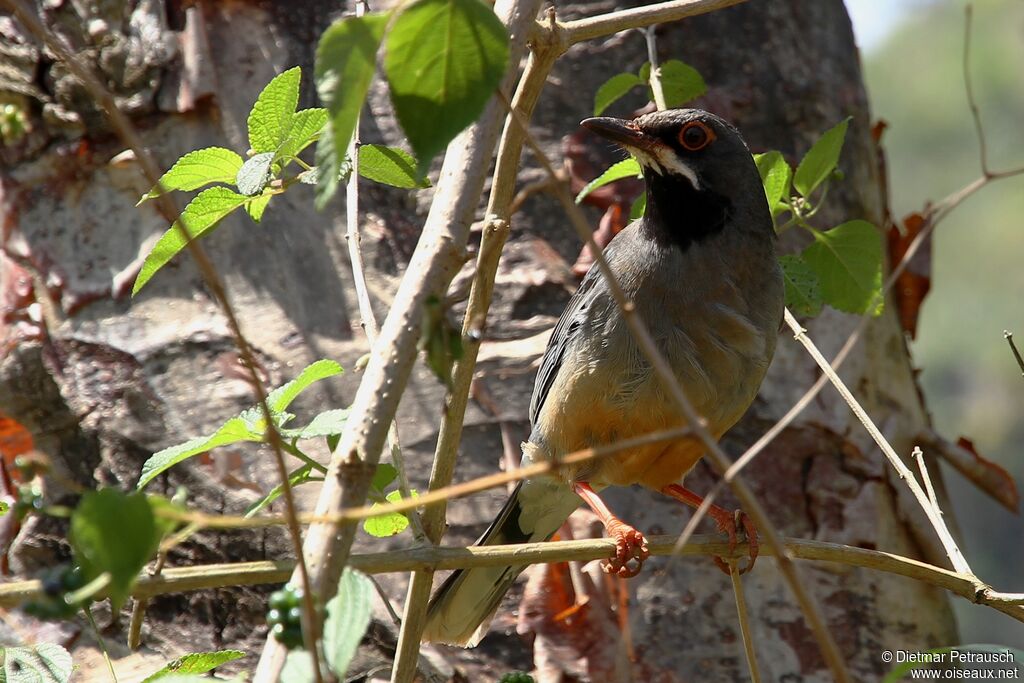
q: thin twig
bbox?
[344,1,425,545]
[560,0,746,45]
[783,309,973,577]
[0,2,324,675]
[962,4,988,176]
[1005,331,1024,377]
[643,27,668,110]
[913,447,942,514]
[83,606,118,682]
[729,564,762,683]
[163,427,695,529]
[127,551,168,649]
[501,91,852,683]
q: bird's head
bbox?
[581,109,771,249]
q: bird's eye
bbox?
[679,121,715,151]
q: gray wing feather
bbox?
[528,260,607,425]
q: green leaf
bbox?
[315,13,388,209]
[280,651,315,683]
[277,108,328,162]
[132,187,249,295]
[138,148,244,205]
[245,464,314,517]
[384,0,509,174]
[802,220,883,315]
[267,359,344,413]
[363,490,416,537]
[280,408,349,441]
[754,151,792,218]
[245,194,272,223]
[137,417,256,489]
[142,650,246,682]
[323,569,373,679]
[0,501,8,516]
[778,254,823,317]
[2,643,73,683]
[71,490,164,611]
[593,73,643,116]
[358,144,430,189]
[793,117,850,197]
[656,60,707,107]
[236,152,276,196]
[371,463,398,492]
[575,157,642,204]
[629,194,646,220]
[248,67,301,154]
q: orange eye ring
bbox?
[679,121,715,151]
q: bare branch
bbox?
[560,0,746,45]
[644,27,668,111]
[730,565,762,683]
[783,309,973,576]
[962,3,989,176]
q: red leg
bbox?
[573,482,650,578]
[661,484,759,574]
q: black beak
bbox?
[580,116,659,153]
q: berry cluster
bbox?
[23,565,86,620]
[267,585,305,649]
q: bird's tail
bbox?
[421,477,581,647]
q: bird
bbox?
[422,108,785,647]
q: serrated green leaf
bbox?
[358,144,430,189]
[133,187,249,295]
[630,194,646,220]
[384,0,509,174]
[593,72,643,116]
[137,417,256,489]
[754,151,792,218]
[280,408,350,440]
[575,157,642,204]
[138,148,244,205]
[248,67,301,154]
[324,569,373,679]
[793,117,850,197]
[802,220,883,315]
[277,108,328,163]
[267,359,344,413]
[371,463,398,492]
[246,194,272,222]
[2,643,73,683]
[245,464,315,517]
[315,13,388,210]
[142,650,246,682]
[71,490,164,611]
[779,254,823,317]
[657,60,706,107]
[236,152,275,196]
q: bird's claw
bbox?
[711,508,758,575]
[601,520,650,578]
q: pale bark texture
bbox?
[0,0,957,681]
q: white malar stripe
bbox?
[629,147,700,189]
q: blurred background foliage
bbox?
[853,0,1024,647]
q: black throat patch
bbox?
[639,170,732,251]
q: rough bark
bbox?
[0,0,957,680]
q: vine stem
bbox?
[730,564,762,683]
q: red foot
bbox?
[602,519,650,578]
[661,484,759,575]
[573,481,651,579]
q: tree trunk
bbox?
[0,0,957,680]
